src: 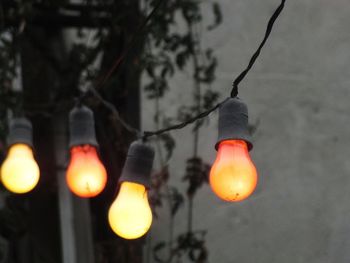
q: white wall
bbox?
[142,0,350,262]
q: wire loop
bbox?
[84,0,287,139]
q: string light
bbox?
[0,0,287,240]
[209,98,257,202]
[91,0,286,206]
[66,105,107,198]
[108,141,154,239]
[1,118,40,194]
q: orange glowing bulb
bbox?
[108,182,153,239]
[0,144,40,194]
[209,140,257,202]
[66,145,107,198]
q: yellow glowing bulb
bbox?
[1,144,40,194]
[66,145,107,198]
[210,140,257,202]
[108,182,153,239]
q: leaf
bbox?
[202,90,219,110]
[176,50,190,70]
[144,78,169,99]
[183,157,209,197]
[159,133,176,161]
[153,241,167,263]
[169,187,184,216]
[149,166,170,214]
[207,3,223,30]
[248,118,260,135]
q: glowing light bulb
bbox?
[66,145,107,198]
[108,182,153,239]
[108,141,154,239]
[210,140,257,202]
[1,144,40,194]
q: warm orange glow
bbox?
[0,144,40,194]
[108,182,153,239]
[209,140,257,202]
[66,145,107,198]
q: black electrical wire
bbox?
[88,86,141,137]
[143,98,230,139]
[89,0,286,140]
[231,0,286,97]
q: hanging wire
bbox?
[86,0,287,140]
[231,0,286,97]
[143,98,229,139]
[91,1,286,137]
[87,86,141,137]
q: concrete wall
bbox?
[142,0,350,262]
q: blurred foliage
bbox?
[142,0,221,100]
[146,0,222,261]
[183,157,210,198]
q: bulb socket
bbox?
[69,105,98,148]
[216,97,253,151]
[7,118,33,148]
[119,141,155,189]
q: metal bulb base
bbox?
[69,105,98,148]
[7,118,33,148]
[216,97,253,151]
[119,141,155,188]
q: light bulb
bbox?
[66,145,107,198]
[210,140,257,202]
[1,143,40,194]
[108,182,153,240]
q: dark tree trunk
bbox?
[20,27,64,263]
